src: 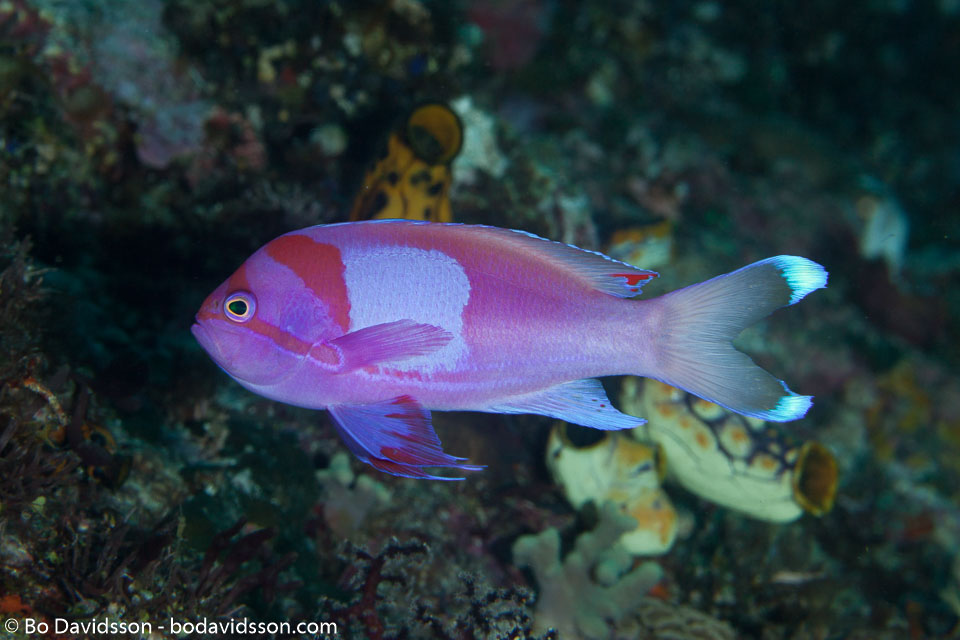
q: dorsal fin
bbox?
[480,226,658,297]
[318,220,659,297]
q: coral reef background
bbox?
[2,0,959,638]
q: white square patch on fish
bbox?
[342,246,470,372]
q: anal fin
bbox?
[487,379,645,431]
[328,396,482,480]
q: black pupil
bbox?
[227,299,248,316]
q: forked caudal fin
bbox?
[650,256,827,422]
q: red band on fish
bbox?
[613,272,656,286]
[227,262,254,291]
[247,316,312,356]
[266,234,351,331]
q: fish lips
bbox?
[191,320,223,363]
[191,318,249,380]
[191,316,302,387]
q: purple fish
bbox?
[192,220,827,479]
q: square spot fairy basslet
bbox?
[192,220,827,480]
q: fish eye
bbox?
[224,291,256,323]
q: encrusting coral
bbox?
[633,597,736,640]
[512,502,663,638]
[315,451,392,537]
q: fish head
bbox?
[192,247,322,387]
[192,282,299,387]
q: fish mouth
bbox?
[191,317,302,387]
[191,320,223,363]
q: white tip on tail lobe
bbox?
[647,255,826,422]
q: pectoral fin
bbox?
[328,396,482,480]
[308,320,452,373]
